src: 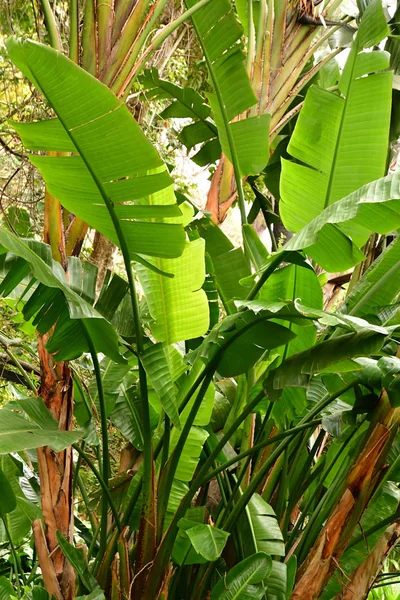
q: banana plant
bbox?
[2,1,400,600]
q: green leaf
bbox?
[186,0,256,121]
[259,263,323,359]
[269,329,387,391]
[137,239,209,343]
[0,468,17,515]
[7,38,186,260]
[141,343,185,428]
[186,0,270,177]
[285,172,400,271]
[0,408,81,453]
[141,68,212,121]
[242,224,270,270]
[281,2,392,239]
[217,318,296,377]
[110,385,144,451]
[0,576,14,600]
[247,494,285,557]
[209,94,270,175]
[0,456,41,543]
[87,356,132,417]
[185,524,230,561]
[210,552,273,600]
[169,426,209,482]
[377,356,400,407]
[0,229,124,362]
[56,532,100,593]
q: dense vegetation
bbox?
[1,0,400,599]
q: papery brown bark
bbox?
[36,335,75,600]
[291,393,400,600]
[335,521,400,600]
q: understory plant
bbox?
[1,1,400,599]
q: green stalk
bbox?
[2,515,25,591]
[1,346,37,393]
[128,0,215,82]
[39,0,62,51]
[143,389,266,599]
[69,0,79,63]
[54,107,154,551]
[209,422,320,504]
[222,381,357,532]
[81,0,97,75]
[83,329,110,557]
[157,374,214,536]
[72,444,122,534]
[286,423,361,552]
[246,0,255,74]
[347,509,400,551]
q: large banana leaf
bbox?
[186,0,270,176]
[137,239,209,343]
[280,0,391,240]
[0,229,123,362]
[284,172,400,272]
[7,38,186,261]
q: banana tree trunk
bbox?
[36,337,75,599]
[291,393,400,600]
[335,521,400,600]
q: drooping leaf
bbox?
[0,408,81,453]
[7,38,186,260]
[284,172,400,272]
[269,329,388,391]
[0,229,124,362]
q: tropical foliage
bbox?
[1,1,400,599]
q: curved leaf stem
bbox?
[222,381,358,532]
[200,418,322,487]
[246,250,291,300]
[72,443,122,534]
[1,345,37,393]
[83,327,110,557]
